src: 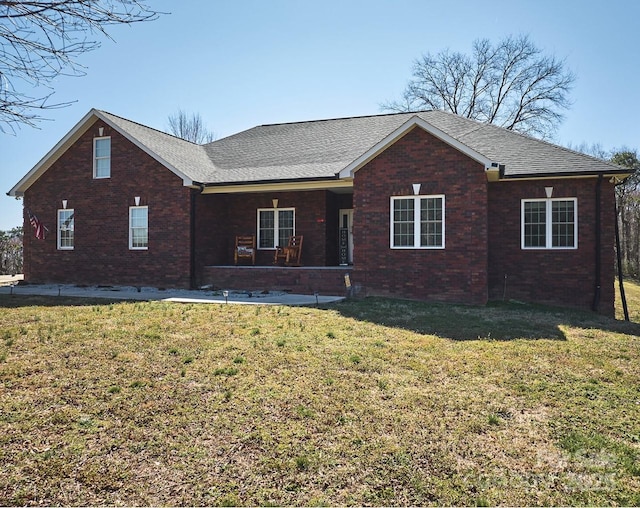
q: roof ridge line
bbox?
[257,110,432,128]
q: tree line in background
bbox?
[0,227,22,275]
[612,151,640,278]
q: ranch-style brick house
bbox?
[8,109,630,315]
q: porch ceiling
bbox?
[198,178,353,194]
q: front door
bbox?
[338,209,354,265]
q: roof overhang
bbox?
[338,115,500,181]
[7,109,194,197]
[499,169,633,181]
[199,177,353,195]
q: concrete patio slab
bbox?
[0,280,345,306]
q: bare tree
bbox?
[611,150,640,278]
[0,227,22,275]
[168,110,216,144]
[0,0,161,133]
[383,35,576,139]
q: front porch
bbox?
[200,265,353,296]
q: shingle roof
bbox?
[200,110,625,184]
[8,108,627,197]
[97,111,215,183]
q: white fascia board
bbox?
[7,109,193,197]
[337,115,498,179]
[8,109,100,196]
[201,178,353,194]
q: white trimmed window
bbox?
[257,208,295,249]
[390,195,445,249]
[522,198,577,249]
[93,137,111,178]
[129,206,148,250]
[57,209,74,250]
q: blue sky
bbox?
[2,0,639,230]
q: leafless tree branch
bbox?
[382,35,576,139]
[0,0,162,133]
[167,109,216,144]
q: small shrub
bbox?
[488,414,500,426]
[296,405,314,418]
[213,367,239,377]
[129,380,145,388]
[108,385,121,394]
[233,356,245,364]
[295,454,310,471]
[183,356,194,364]
[326,331,336,339]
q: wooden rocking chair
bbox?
[273,235,303,266]
[234,235,256,265]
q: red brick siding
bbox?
[194,190,352,282]
[200,266,350,295]
[488,178,616,315]
[22,119,192,288]
[352,127,489,305]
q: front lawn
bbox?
[1,285,639,506]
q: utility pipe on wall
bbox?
[592,175,602,312]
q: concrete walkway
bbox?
[0,277,345,306]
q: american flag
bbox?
[27,209,48,240]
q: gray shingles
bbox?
[102,109,624,186]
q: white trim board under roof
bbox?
[338,115,499,179]
[8,109,203,197]
[8,108,632,198]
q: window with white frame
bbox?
[129,206,148,249]
[521,198,577,249]
[257,208,294,249]
[57,209,74,250]
[390,195,445,249]
[93,137,111,178]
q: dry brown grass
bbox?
[1,285,639,506]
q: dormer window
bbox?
[93,137,111,178]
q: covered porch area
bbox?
[194,181,355,291]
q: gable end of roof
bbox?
[338,115,498,179]
[8,109,197,197]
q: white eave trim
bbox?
[8,109,98,196]
[337,115,498,179]
[201,178,353,194]
[8,108,193,196]
[98,110,194,187]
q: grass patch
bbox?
[0,282,639,505]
